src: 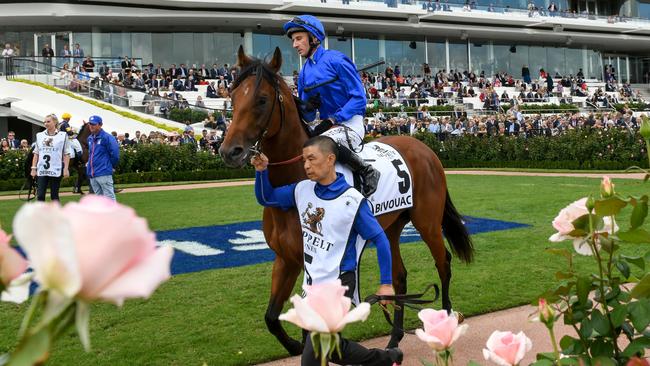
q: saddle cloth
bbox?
[337,141,414,216]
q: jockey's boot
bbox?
[337,144,380,197]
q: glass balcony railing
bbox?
[5,58,231,126]
[292,0,650,25]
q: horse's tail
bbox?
[442,189,474,263]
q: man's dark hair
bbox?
[303,136,339,160]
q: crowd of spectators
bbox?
[367,107,645,139]
[359,63,644,112]
[0,130,30,155]
[54,53,236,117]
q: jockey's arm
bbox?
[297,71,317,123]
[354,201,392,285]
[254,169,297,210]
[330,60,367,124]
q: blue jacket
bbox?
[255,171,392,284]
[298,47,367,124]
[87,129,120,178]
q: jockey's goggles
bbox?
[286,17,325,41]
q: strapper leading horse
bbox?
[219,46,474,355]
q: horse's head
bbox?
[219,46,284,167]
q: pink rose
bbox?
[13,196,173,305]
[535,298,555,328]
[279,280,370,334]
[549,197,618,256]
[415,309,468,351]
[601,176,615,197]
[483,330,532,366]
[549,197,589,242]
[0,229,28,286]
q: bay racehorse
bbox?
[219,46,474,355]
[69,122,90,194]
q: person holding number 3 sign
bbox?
[31,114,72,201]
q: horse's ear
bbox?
[237,45,252,68]
[268,47,282,74]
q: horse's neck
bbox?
[263,94,307,187]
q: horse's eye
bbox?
[258,97,267,106]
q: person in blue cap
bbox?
[86,115,120,200]
[283,15,380,197]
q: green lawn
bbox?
[0,174,648,365]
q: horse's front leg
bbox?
[264,256,303,355]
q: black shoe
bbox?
[386,347,403,365]
[359,165,380,197]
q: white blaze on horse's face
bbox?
[244,87,249,96]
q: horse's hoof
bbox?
[457,312,465,323]
[285,339,303,356]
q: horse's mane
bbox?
[231,57,311,138]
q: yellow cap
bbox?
[62,112,72,120]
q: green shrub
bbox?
[0,150,28,180]
[613,102,650,112]
[414,127,648,169]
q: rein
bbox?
[364,283,440,335]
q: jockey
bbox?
[284,15,380,197]
[59,112,72,134]
[68,128,83,161]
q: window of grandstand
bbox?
[354,36,381,73]
[427,40,446,72]
[385,38,426,76]
[252,34,300,76]
[327,36,353,59]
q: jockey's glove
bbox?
[305,93,321,112]
[312,118,334,136]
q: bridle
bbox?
[232,61,303,167]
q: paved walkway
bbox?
[0,180,255,201]
[258,304,574,366]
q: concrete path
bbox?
[258,304,574,366]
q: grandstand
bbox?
[1,0,650,139]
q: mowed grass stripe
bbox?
[0,175,647,365]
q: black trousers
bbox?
[36,175,62,201]
[302,334,395,366]
[301,272,394,366]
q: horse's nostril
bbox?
[231,146,244,159]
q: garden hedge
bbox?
[2,126,648,191]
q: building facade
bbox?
[1,0,649,83]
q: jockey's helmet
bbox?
[283,15,326,43]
